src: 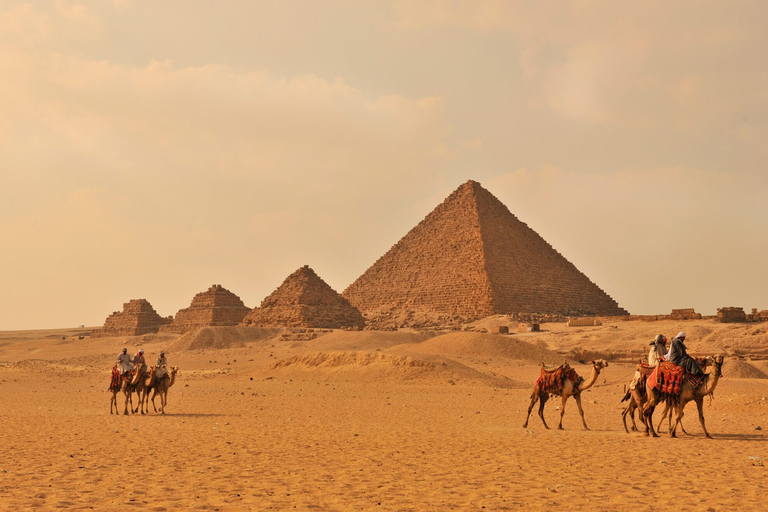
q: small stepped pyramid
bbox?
[242,266,365,329]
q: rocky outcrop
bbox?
[343,180,628,326]
[160,285,251,334]
[242,266,365,329]
[717,307,747,323]
[92,299,172,337]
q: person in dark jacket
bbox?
[664,331,703,375]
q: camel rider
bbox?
[629,334,667,389]
[116,348,134,376]
[134,349,147,376]
[664,332,703,375]
[155,351,168,379]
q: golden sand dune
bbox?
[391,331,564,364]
[169,326,284,351]
[269,350,527,388]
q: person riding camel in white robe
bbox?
[116,348,133,376]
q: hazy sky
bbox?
[1,1,767,329]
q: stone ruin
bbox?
[670,308,702,320]
[242,266,366,329]
[748,308,768,322]
[717,307,747,323]
[343,180,628,326]
[160,284,251,334]
[92,299,172,338]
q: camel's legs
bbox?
[523,391,539,428]
[622,400,637,433]
[574,394,588,430]
[671,403,684,438]
[557,395,569,430]
[643,403,659,437]
[537,393,550,429]
[160,390,168,414]
[696,398,712,439]
[110,391,117,414]
[151,388,159,413]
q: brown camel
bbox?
[523,359,608,430]
[151,366,178,414]
[642,355,724,438]
[621,357,711,434]
[111,367,142,415]
[109,366,121,415]
[135,366,156,415]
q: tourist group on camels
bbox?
[523,331,724,438]
[109,347,178,415]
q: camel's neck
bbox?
[704,371,722,396]
[168,372,176,388]
[576,367,600,393]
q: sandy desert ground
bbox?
[1,319,767,511]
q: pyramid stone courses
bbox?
[160,284,251,334]
[242,266,365,329]
[343,180,628,321]
[92,299,172,337]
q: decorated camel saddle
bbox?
[647,360,707,396]
[109,365,121,391]
[535,361,583,396]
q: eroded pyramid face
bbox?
[343,180,627,321]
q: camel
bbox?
[642,355,724,438]
[109,366,142,415]
[109,366,122,415]
[151,366,178,414]
[523,359,609,430]
[134,366,156,415]
[621,357,711,434]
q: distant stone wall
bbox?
[567,317,603,327]
[670,308,702,320]
[717,307,747,323]
[92,299,172,337]
[161,285,250,334]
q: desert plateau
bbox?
[1,318,766,511]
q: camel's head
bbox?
[706,355,724,377]
[591,359,609,372]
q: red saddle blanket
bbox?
[109,366,121,390]
[647,362,685,395]
[536,365,581,395]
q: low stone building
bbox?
[160,284,251,334]
[92,299,172,337]
[670,308,702,320]
[717,307,747,323]
[242,266,365,329]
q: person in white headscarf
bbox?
[133,348,147,375]
[664,331,703,375]
[116,348,134,375]
[629,334,667,389]
[155,351,168,379]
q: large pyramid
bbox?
[92,299,172,337]
[242,265,366,329]
[343,180,627,321]
[160,284,251,334]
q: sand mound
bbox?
[392,332,564,364]
[722,359,768,379]
[299,330,444,351]
[169,326,284,351]
[269,351,526,388]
